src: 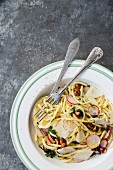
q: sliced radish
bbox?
[87,134,100,149]
[83,86,90,94]
[73,150,93,161]
[86,123,93,130]
[100,147,106,154]
[48,134,54,144]
[40,128,48,133]
[67,96,78,105]
[42,128,48,133]
[105,128,111,138]
[88,105,99,117]
[100,138,108,149]
[57,146,75,154]
[40,128,48,136]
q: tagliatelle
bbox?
[33,81,113,163]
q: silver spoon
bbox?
[50,47,103,103]
[37,47,103,122]
[51,38,80,93]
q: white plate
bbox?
[10,60,113,170]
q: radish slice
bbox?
[42,128,48,133]
[83,86,90,94]
[57,146,75,154]
[100,147,106,154]
[88,105,99,117]
[76,130,85,143]
[86,123,93,129]
[40,128,48,136]
[40,128,48,134]
[67,96,78,105]
[73,150,93,161]
[48,134,54,144]
[100,138,108,149]
[105,128,111,138]
[87,134,100,149]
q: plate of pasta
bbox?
[10,60,113,170]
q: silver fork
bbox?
[34,38,80,117]
[37,47,103,122]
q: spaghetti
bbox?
[33,81,113,163]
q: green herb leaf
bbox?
[78,97,81,100]
[48,126,56,135]
[48,126,60,139]
[71,107,75,112]
[70,112,74,116]
[70,107,75,117]
[45,150,56,158]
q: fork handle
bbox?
[51,38,80,93]
[59,47,103,94]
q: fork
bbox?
[37,47,103,122]
[34,38,80,117]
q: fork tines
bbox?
[34,96,56,123]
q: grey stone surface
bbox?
[0,0,113,169]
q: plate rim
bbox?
[10,59,113,170]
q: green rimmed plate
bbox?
[10,60,113,170]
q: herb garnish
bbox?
[70,107,75,116]
[45,149,56,158]
[48,126,60,139]
[48,126,57,135]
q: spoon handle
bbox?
[59,47,103,94]
[51,38,80,93]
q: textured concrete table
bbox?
[0,0,113,169]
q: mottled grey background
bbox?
[0,0,113,169]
